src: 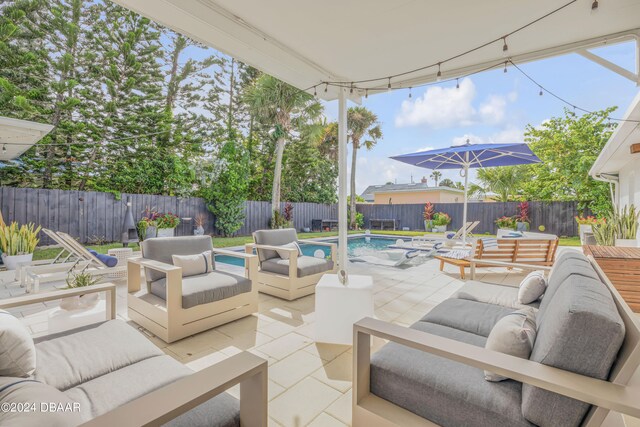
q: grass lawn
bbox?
[33,230,581,260]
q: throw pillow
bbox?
[484,308,537,382]
[172,251,214,277]
[0,310,36,377]
[276,242,302,260]
[518,270,547,304]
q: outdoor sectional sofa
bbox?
[353,251,640,426]
[0,284,267,426]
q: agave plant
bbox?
[66,270,100,289]
[0,221,41,256]
[615,205,639,239]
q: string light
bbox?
[539,87,544,96]
[456,78,459,89]
[436,63,442,81]
[387,77,392,91]
[350,83,354,94]
[365,89,368,99]
[502,37,508,53]
[324,83,328,93]
[592,0,599,10]
[408,87,412,98]
[313,86,317,97]
[2,144,6,154]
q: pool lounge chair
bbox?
[411,221,480,248]
[245,228,337,300]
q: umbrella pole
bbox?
[337,88,349,283]
[462,162,469,244]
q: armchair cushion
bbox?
[253,228,298,262]
[172,250,214,277]
[141,236,214,283]
[420,298,514,337]
[34,320,164,391]
[64,354,240,426]
[0,310,36,377]
[150,271,252,309]
[0,377,83,426]
[370,321,532,427]
[261,255,334,278]
[275,242,302,260]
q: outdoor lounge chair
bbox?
[411,221,480,248]
[21,230,125,293]
[352,251,640,426]
[127,235,259,343]
[435,236,558,279]
[245,228,337,301]
[0,284,267,426]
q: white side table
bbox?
[315,274,374,345]
[107,248,134,279]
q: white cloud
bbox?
[451,126,525,146]
[395,78,515,129]
[417,145,435,152]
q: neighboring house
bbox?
[590,91,640,222]
[360,181,489,205]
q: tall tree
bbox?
[520,108,615,215]
[430,171,441,186]
[244,75,322,216]
[347,106,382,228]
[470,167,526,202]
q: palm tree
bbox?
[348,106,383,228]
[471,166,525,202]
[244,75,322,216]
[430,171,442,186]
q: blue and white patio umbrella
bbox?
[391,142,541,242]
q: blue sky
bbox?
[181,39,638,194]
[321,41,639,193]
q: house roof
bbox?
[589,90,640,178]
[360,183,463,201]
[113,0,640,102]
[0,116,53,161]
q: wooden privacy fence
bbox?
[0,186,587,245]
[0,187,337,245]
[357,201,590,237]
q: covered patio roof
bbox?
[0,116,53,161]
[114,0,640,100]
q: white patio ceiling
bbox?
[114,0,640,100]
[0,116,53,161]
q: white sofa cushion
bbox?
[0,310,36,377]
[172,251,214,277]
[518,271,547,304]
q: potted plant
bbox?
[60,271,101,311]
[193,213,206,236]
[0,219,41,271]
[614,205,639,247]
[575,215,603,243]
[156,213,180,237]
[283,202,294,229]
[138,207,159,240]
[423,202,434,231]
[495,216,516,231]
[515,202,531,232]
[432,212,451,232]
[593,218,616,246]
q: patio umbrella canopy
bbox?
[391,142,541,241]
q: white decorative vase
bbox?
[434,225,447,233]
[193,226,204,236]
[60,293,100,311]
[1,253,33,271]
[615,238,638,247]
[156,227,175,238]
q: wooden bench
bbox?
[435,237,558,279]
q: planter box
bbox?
[1,253,33,271]
[156,227,175,238]
[579,224,593,244]
[615,239,638,248]
[433,225,447,233]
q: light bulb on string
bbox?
[365,89,368,99]
[502,37,508,55]
[591,0,599,11]
[387,78,392,91]
[436,63,442,82]
[2,144,6,154]
[350,84,354,94]
[539,87,543,96]
[324,83,328,93]
[313,86,317,97]
[456,78,459,89]
[503,61,508,73]
[408,87,412,98]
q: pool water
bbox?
[215,236,407,267]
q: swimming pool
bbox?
[214,236,409,267]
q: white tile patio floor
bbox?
[2,247,639,427]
